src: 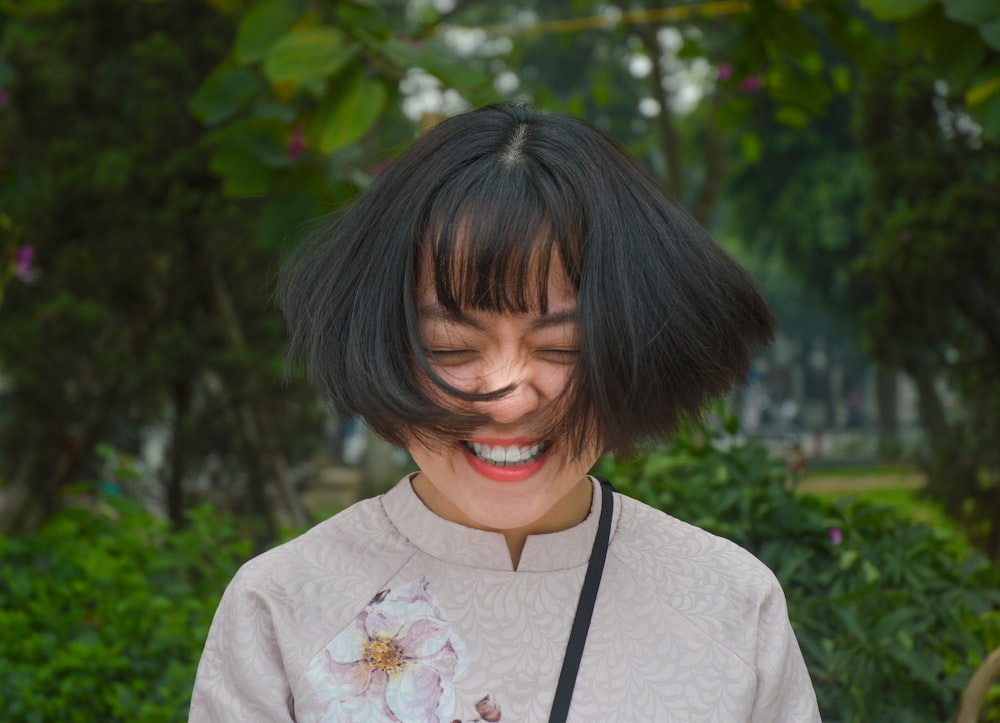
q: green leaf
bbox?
[336,1,392,34]
[252,95,297,122]
[942,0,997,26]
[973,86,1000,137]
[255,191,316,249]
[209,144,271,196]
[862,559,882,584]
[966,74,1000,107]
[234,0,304,65]
[317,68,387,153]
[382,38,490,91]
[0,57,14,87]
[765,65,832,115]
[981,18,1000,50]
[938,29,989,88]
[190,66,260,125]
[263,27,359,89]
[773,106,812,129]
[739,132,763,162]
[712,98,751,132]
[861,0,934,20]
[831,65,853,94]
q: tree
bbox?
[723,0,1000,554]
[0,0,321,534]
[856,58,1000,555]
[0,0,519,533]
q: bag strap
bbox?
[548,477,615,723]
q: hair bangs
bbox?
[420,159,584,315]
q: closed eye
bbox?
[424,348,477,365]
[537,349,580,363]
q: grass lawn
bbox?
[796,464,967,538]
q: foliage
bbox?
[856,58,1000,556]
[0,0,321,530]
[3,428,998,721]
[722,2,1000,552]
[596,416,1000,722]
[425,0,878,223]
[190,0,500,247]
[860,0,1000,137]
[0,491,250,722]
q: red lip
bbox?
[461,443,549,483]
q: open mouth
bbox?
[462,441,549,467]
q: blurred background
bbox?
[1,1,999,720]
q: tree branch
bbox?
[632,22,686,198]
[208,261,310,529]
[691,117,727,226]
[954,646,1000,723]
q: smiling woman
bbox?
[190,104,821,722]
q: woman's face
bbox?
[407,259,600,536]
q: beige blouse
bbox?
[190,476,821,722]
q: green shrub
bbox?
[4,423,998,722]
[596,417,1000,723]
[0,495,250,722]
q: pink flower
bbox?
[13,246,33,276]
[717,63,733,81]
[287,123,307,157]
[829,527,843,546]
[13,246,40,283]
[306,578,467,722]
[740,75,763,92]
[0,88,10,107]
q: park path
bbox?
[796,469,925,494]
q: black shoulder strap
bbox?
[548,477,615,723]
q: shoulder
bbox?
[225,493,417,625]
[595,491,822,719]
[610,491,784,610]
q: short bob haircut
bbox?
[279,103,774,457]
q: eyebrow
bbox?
[418,305,579,333]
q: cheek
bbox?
[416,366,480,403]
[436,364,488,393]
[536,364,575,400]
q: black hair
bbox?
[279,103,774,456]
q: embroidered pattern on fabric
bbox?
[306,578,468,722]
[451,693,503,722]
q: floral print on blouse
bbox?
[305,578,467,722]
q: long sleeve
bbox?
[751,579,822,722]
[189,573,296,722]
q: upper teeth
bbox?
[467,442,546,466]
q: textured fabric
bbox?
[190,477,821,722]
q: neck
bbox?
[410,473,593,570]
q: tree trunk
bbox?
[0,449,42,535]
[874,367,899,460]
[690,119,727,227]
[632,23,686,199]
[208,261,309,530]
[909,363,947,448]
[165,381,191,527]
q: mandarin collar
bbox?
[380,475,616,573]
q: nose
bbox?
[475,356,543,424]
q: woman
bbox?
[190,104,820,722]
